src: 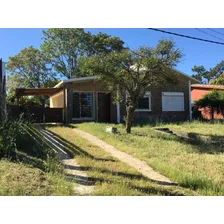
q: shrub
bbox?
[0,115,27,159]
[195,90,224,120]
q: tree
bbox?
[209,72,224,85]
[41,29,124,79]
[208,60,224,83]
[80,39,183,133]
[6,46,57,106]
[195,90,224,121]
[192,65,208,83]
[192,61,224,84]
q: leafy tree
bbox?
[6,46,57,106]
[80,39,183,133]
[85,32,125,55]
[195,90,224,121]
[41,29,124,79]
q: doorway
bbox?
[98,92,110,122]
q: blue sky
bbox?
[1,28,224,76]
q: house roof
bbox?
[191,84,224,90]
[171,68,199,83]
[53,68,199,88]
[54,76,97,88]
[15,87,63,98]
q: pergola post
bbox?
[64,83,73,124]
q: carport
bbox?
[14,87,64,123]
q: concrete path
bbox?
[36,126,94,195]
[73,128,176,186]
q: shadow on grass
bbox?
[147,128,224,154]
[40,125,196,195]
[43,128,116,162]
[63,163,177,187]
[126,184,185,196]
[66,174,105,186]
[17,151,46,171]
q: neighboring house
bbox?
[0,59,6,121]
[191,84,224,120]
[15,68,198,124]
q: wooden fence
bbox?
[8,105,63,123]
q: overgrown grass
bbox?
[74,122,224,195]
[161,120,224,136]
[0,118,73,196]
[0,159,73,196]
[45,125,197,196]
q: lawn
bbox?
[45,125,196,196]
[162,120,224,137]
[0,121,73,196]
[74,122,224,196]
[0,159,73,196]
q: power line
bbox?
[148,28,224,46]
[207,28,224,37]
[195,28,224,41]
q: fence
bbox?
[8,105,63,123]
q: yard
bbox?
[74,121,224,196]
[44,125,196,196]
[2,120,223,196]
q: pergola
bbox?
[15,87,63,98]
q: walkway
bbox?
[73,128,176,186]
[36,126,94,195]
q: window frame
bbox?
[162,92,185,112]
[135,92,152,112]
[72,91,95,120]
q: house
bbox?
[15,68,199,124]
[191,84,224,120]
[0,59,6,121]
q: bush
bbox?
[0,116,27,159]
[195,90,224,120]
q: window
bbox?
[73,92,93,119]
[162,92,184,111]
[135,92,151,111]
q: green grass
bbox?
[45,125,197,196]
[0,159,73,196]
[74,122,224,195]
[162,120,224,136]
[0,122,74,196]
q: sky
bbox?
[1,28,224,76]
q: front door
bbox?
[98,93,110,122]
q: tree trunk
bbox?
[211,107,214,122]
[126,105,134,134]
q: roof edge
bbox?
[53,68,199,88]
[171,68,200,83]
[53,76,97,88]
[191,84,224,90]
